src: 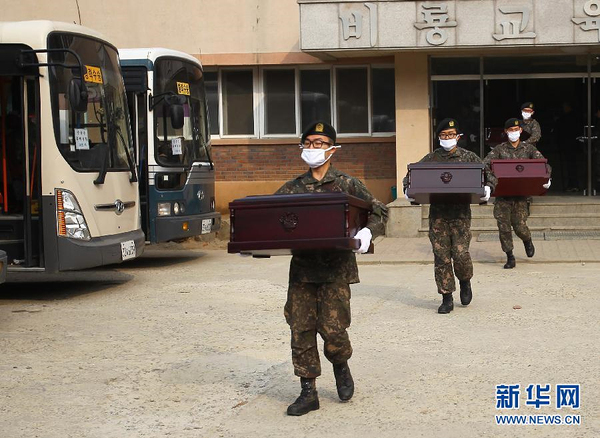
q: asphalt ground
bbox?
[0,247,598,437]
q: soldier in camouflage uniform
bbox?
[403,118,497,314]
[484,118,552,269]
[520,102,542,208]
[275,121,388,416]
[521,102,542,146]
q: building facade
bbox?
[4,0,600,215]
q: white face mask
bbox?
[439,138,458,151]
[507,131,521,142]
[522,111,532,120]
[301,145,338,168]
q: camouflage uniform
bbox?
[483,141,551,253]
[522,119,542,145]
[276,166,388,378]
[403,147,497,294]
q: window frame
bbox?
[260,66,300,139]
[370,63,397,137]
[298,65,334,133]
[219,67,259,139]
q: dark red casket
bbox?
[406,162,486,204]
[491,159,550,197]
[228,193,373,257]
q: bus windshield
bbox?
[48,33,134,173]
[154,58,210,168]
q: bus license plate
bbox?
[201,219,212,234]
[121,240,136,260]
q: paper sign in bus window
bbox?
[74,128,90,150]
[171,137,183,155]
[177,82,190,96]
[84,66,103,84]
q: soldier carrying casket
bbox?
[403,118,497,314]
[483,118,552,269]
[275,121,388,416]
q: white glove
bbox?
[543,179,552,189]
[480,185,491,202]
[404,191,415,202]
[353,227,372,254]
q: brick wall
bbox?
[211,139,396,182]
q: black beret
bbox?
[505,118,522,129]
[301,121,336,144]
[521,102,535,111]
[436,118,460,135]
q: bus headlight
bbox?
[158,202,171,216]
[56,189,91,241]
[173,202,180,215]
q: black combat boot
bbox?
[459,280,473,306]
[504,251,516,269]
[524,240,535,258]
[333,361,354,401]
[437,293,454,314]
[287,377,319,416]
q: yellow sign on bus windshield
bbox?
[177,81,191,96]
[84,66,103,84]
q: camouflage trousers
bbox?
[428,218,473,294]
[493,198,531,253]
[284,282,352,378]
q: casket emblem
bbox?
[516,165,525,173]
[279,212,299,232]
[440,172,453,184]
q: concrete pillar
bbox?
[395,52,431,188]
[388,52,431,237]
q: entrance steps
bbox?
[387,196,600,238]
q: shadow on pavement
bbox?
[0,269,133,301]
[114,249,207,270]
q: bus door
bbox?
[0,74,43,268]
[123,67,150,238]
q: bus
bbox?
[119,48,220,244]
[0,21,144,273]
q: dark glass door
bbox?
[484,77,588,194]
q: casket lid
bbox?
[229,192,372,210]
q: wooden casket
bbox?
[228,193,373,257]
[491,159,550,197]
[406,162,486,205]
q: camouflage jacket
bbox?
[403,147,497,220]
[484,140,551,200]
[275,166,388,284]
[522,119,542,145]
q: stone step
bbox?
[386,197,600,238]
[421,214,600,229]
[421,204,600,217]
[418,225,600,237]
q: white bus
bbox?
[0,21,144,273]
[119,48,220,243]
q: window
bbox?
[222,70,254,135]
[300,69,331,130]
[153,58,210,168]
[204,71,219,136]
[336,67,369,134]
[264,69,296,135]
[48,33,134,173]
[210,65,395,138]
[371,68,396,133]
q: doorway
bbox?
[0,76,43,267]
[484,77,588,194]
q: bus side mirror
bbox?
[169,104,184,130]
[68,78,89,113]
